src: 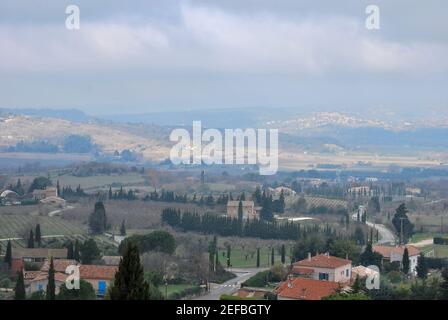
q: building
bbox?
[32,187,58,200]
[276,277,340,300]
[351,265,379,281]
[101,256,122,266]
[28,271,68,295]
[226,200,258,220]
[11,248,68,273]
[79,265,118,296]
[373,245,420,274]
[292,253,352,283]
[0,190,21,205]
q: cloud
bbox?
[0,4,447,76]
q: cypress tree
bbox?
[35,224,42,247]
[4,240,12,268]
[281,244,286,264]
[110,242,158,300]
[256,248,260,268]
[120,220,126,236]
[237,200,244,221]
[226,245,231,268]
[402,247,410,275]
[74,240,80,262]
[46,258,56,300]
[14,270,26,300]
[27,229,35,248]
[271,248,275,266]
[440,268,448,299]
[416,253,428,279]
[67,241,74,260]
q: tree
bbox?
[46,258,56,300]
[256,248,260,268]
[120,220,126,236]
[352,275,364,294]
[392,203,414,244]
[73,240,81,262]
[109,242,161,300]
[281,244,286,264]
[4,240,12,268]
[402,248,410,275]
[28,176,52,193]
[416,253,428,279]
[226,245,231,268]
[359,243,382,268]
[14,270,26,300]
[58,280,96,300]
[271,248,275,266]
[80,239,101,264]
[119,231,176,255]
[440,268,448,299]
[354,227,365,245]
[35,224,42,247]
[27,229,35,248]
[89,201,108,234]
[66,241,74,260]
[237,200,244,221]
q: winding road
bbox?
[194,267,268,300]
[352,212,397,245]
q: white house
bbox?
[373,245,420,274]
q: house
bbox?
[39,196,66,207]
[26,260,117,297]
[79,265,118,297]
[373,245,420,274]
[226,201,258,220]
[32,187,58,200]
[11,248,68,273]
[276,277,340,300]
[292,253,352,283]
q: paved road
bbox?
[352,212,396,245]
[194,268,268,300]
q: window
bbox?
[346,269,349,277]
[319,273,329,281]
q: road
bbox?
[352,212,396,245]
[194,267,268,300]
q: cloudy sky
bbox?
[0,0,447,116]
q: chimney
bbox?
[308,252,311,261]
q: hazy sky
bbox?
[0,0,447,115]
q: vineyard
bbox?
[304,196,348,209]
[0,215,88,252]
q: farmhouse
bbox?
[373,245,420,274]
[0,190,21,205]
[11,248,68,273]
[79,265,118,296]
[276,277,340,300]
[292,253,352,283]
[226,200,259,220]
[32,187,58,200]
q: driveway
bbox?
[194,267,268,300]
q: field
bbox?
[0,215,87,251]
[421,244,448,258]
[51,173,145,191]
[158,284,199,298]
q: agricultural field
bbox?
[421,244,448,258]
[0,215,87,251]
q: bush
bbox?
[0,278,12,288]
[434,237,448,245]
[387,271,403,284]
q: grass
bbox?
[410,233,446,243]
[216,247,291,268]
[158,284,197,298]
[50,173,145,191]
[421,244,448,258]
[0,215,87,251]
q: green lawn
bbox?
[421,244,448,258]
[158,284,197,298]
[216,247,291,268]
[410,233,446,243]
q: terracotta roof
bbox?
[23,271,41,281]
[294,254,351,269]
[276,278,340,300]
[12,248,68,259]
[351,266,379,279]
[292,267,314,275]
[30,272,68,283]
[372,245,420,258]
[79,265,118,280]
[41,259,78,273]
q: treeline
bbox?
[161,208,333,241]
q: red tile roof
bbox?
[79,265,118,280]
[30,272,68,283]
[373,245,420,258]
[276,278,340,300]
[41,259,78,273]
[294,254,351,269]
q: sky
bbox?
[0,0,447,116]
